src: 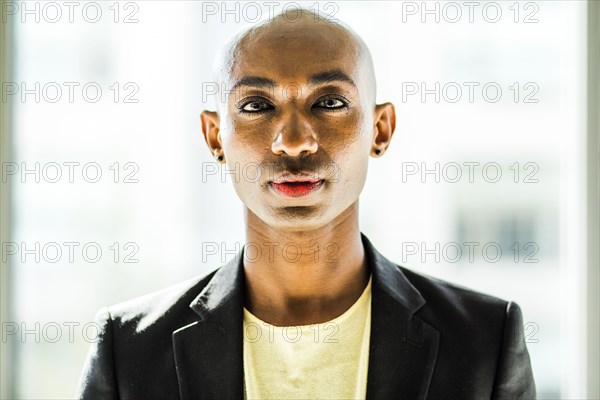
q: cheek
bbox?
[316,116,371,188]
[227,119,276,158]
[316,112,371,154]
[221,119,264,161]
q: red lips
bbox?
[270,179,325,198]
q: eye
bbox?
[314,96,349,110]
[238,97,273,114]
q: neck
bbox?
[242,201,370,326]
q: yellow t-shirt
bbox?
[242,274,373,400]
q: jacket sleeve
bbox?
[76,306,120,400]
[491,301,537,400]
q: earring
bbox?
[374,148,382,155]
[217,155,224,162]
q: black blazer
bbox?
[77,232,536,399]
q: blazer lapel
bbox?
[171,232,439,400]
[172,254,246,399]
[362,233,440,400]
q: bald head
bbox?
[211,9,377,111]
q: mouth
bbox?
[269,178,325,198]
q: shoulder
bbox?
[95,267,220,335]
[399,265,508,307]
[395,265,512,330]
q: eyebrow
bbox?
[308,70,355,87]
[230,76,276,91]
[230,70,355,91]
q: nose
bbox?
[271,111,318,157]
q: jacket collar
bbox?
[172,232,439,399]
[189,232,426,319]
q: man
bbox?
[77,8,536,400]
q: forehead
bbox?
[226,20,362,86]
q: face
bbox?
[202,17,395,232]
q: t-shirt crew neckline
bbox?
[243,273,373,331]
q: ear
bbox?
[371,102,396,157]
[200,110,225,162]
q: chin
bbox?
[261,207,334,233]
